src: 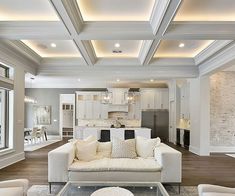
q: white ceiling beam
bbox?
[38,64,199,78]
[150,57,195,66]
[141,0,182,65]
[164,22,235,40]
[50,0,96,66]
[95,58,141,66]
[41,57,86,66]
[199,41,235,76]
[79,22,154,40]
[0,21,69,40]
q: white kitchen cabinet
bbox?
[77,100,86,119]
[76,100,93,119]
[128,102,141,120]
[140,90,155,110]
[141,89,169,110]
[180,82,190,119]
[160,89,169,110]
[93,101,108,120]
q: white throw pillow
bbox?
[0,187,23,196]
[136,136,161,158]
[75,136,97,161]
[111,138,137,158]
[97,142,112,158]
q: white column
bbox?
[189,76,210,156]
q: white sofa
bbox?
[48,141,182,190]
[0,179,29,196]
[198,184,235,196]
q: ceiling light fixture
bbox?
[116,79,120,82]
[115,43,120,48]
[50,43,57,48]
[179,43,185,48]
[77,78,81,82]
[150,79,154,82]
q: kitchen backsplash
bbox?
[77,119,141,127]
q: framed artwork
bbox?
[33,105,51,125]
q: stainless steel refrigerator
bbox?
[141,110,169,141]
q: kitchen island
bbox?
[74,127,151,140]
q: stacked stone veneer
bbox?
[210,72,235,146]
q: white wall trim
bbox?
[0,152,25,169]
[210,146,235,153]
[189,145,200,155]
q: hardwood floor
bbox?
[0,140,235,187]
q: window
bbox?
[0,65,12,150]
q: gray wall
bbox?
[25,88,77,135]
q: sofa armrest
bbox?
[154,143,182,183]
[198,184,235,196]
[0,179,29,196]
[48,142,75,183]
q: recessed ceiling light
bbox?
[116,79,120,82]
[179,43,185,48]
[150,79,154,82]
[115,43,120,48]
[77,78,81,82]
[51,43,57,48]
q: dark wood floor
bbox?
[0,139,235,187]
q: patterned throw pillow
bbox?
[111,138,137,158]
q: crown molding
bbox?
[9,41,42,64]
[199,41,235,76]
[165,21,235,40]
[195,40,233,65]
[0,40,37,74]
[0,21,69,40]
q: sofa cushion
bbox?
[0,187,23,196]
[136,136,161,158]
[111,138,137,158]
[97,142,112,159]
[69,157,162,172]
[203,193,235,196]
[75,140,97,161]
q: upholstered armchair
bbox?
[0,179,29,196]
[198,184,235,196]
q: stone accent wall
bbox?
[210,72,235,146]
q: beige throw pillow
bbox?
[111,138,137,158]
[97,142,112,158]
[75,136,97,161]
[136,136,161,158]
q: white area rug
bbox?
[226,154,235,158]
[24,140,60,151]
[27,185,198,196]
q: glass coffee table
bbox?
[57,181,169,196]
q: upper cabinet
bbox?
[180,82,190,119]
[128,94,141,120]
[76,92,108,120]
[140,88,169,110]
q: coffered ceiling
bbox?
[0,0,235,87]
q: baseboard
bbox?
[189,145,200,155]
[0,152,25,169]
[210,146,235,153]
[47,135,61,140]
